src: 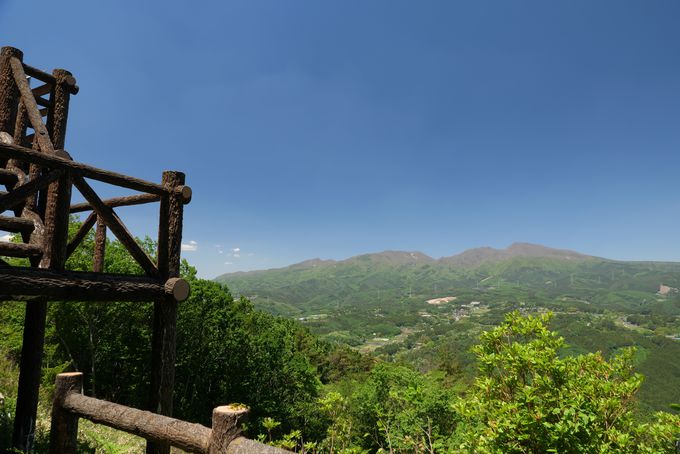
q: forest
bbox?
[2,223,680,453]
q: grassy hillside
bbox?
[216,243,680,412]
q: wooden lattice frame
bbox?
[0,46,191,453]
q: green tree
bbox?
[454,311,680,453]
[352,363,457,453]
[174,277,322,437]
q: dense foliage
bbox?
[454,311,680,453]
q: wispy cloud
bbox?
[228,247,241,258]
[224,261,233,265]
[181,240,198,252]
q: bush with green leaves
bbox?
[454,311,680,453]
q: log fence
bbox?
[49,373,290,454]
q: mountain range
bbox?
[215,242,680,413]
[215,242,679,317]
[220,242,597,278]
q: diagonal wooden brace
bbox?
[72,175,159,277]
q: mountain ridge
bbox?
[216,242,600,279]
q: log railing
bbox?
[50,373,290,454]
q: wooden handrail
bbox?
[23,62,79,94]
[70,193,161,213]
[49,373,290,454]
[0,141,171,195]
[63,393,211,452]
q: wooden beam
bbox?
[0,47,22,136]
[10,57,54,153]
[12,102,27,151]
[22,62,56,84]
[0,141,169,195]
[0,267,189,302]
[23,63,78,94]
[61,387,211,453]
[0,168,63,212]
[93,217,106,272]
[65,211,97,259]
[148,171,185,454]
[35,96,50,108]
[13,297,47,451]
[72,176,159,277]
[0,168,18,186]
[0,241,42,258]
[70,193,160,213]
[32,83,52,97]
[0,214,34,233]
[40,68,73,271]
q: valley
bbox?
[217,243,680,414]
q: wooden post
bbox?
[49,372,83,454]
[13,298,48,451]
[147,171,186,454]
[13,63,74,452]
[93,217,106,272]
[209,406,249,454]
[0,47,22,137]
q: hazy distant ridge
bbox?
[218,242,598,279]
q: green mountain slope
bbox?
[216,243,680,317]
[216,243,680,412]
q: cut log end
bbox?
[177,185,192,204]
[57,372,83,378]
[54,149,72,160]
[0,132,14,144]
[214,405,249,418]
[1,46,23,59]
[165,277,190,302]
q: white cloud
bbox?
[224,261,233,265]
[227,246,242,258]
[181,240,198,252]
[0,234,12,243]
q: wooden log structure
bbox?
[0,46,197,451]
[49,373,290,454]
[0,266,190,302]
[11,53,75,450]
[148,170,185,454]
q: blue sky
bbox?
[2,1,680,278]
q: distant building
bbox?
[658,284,678,296]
